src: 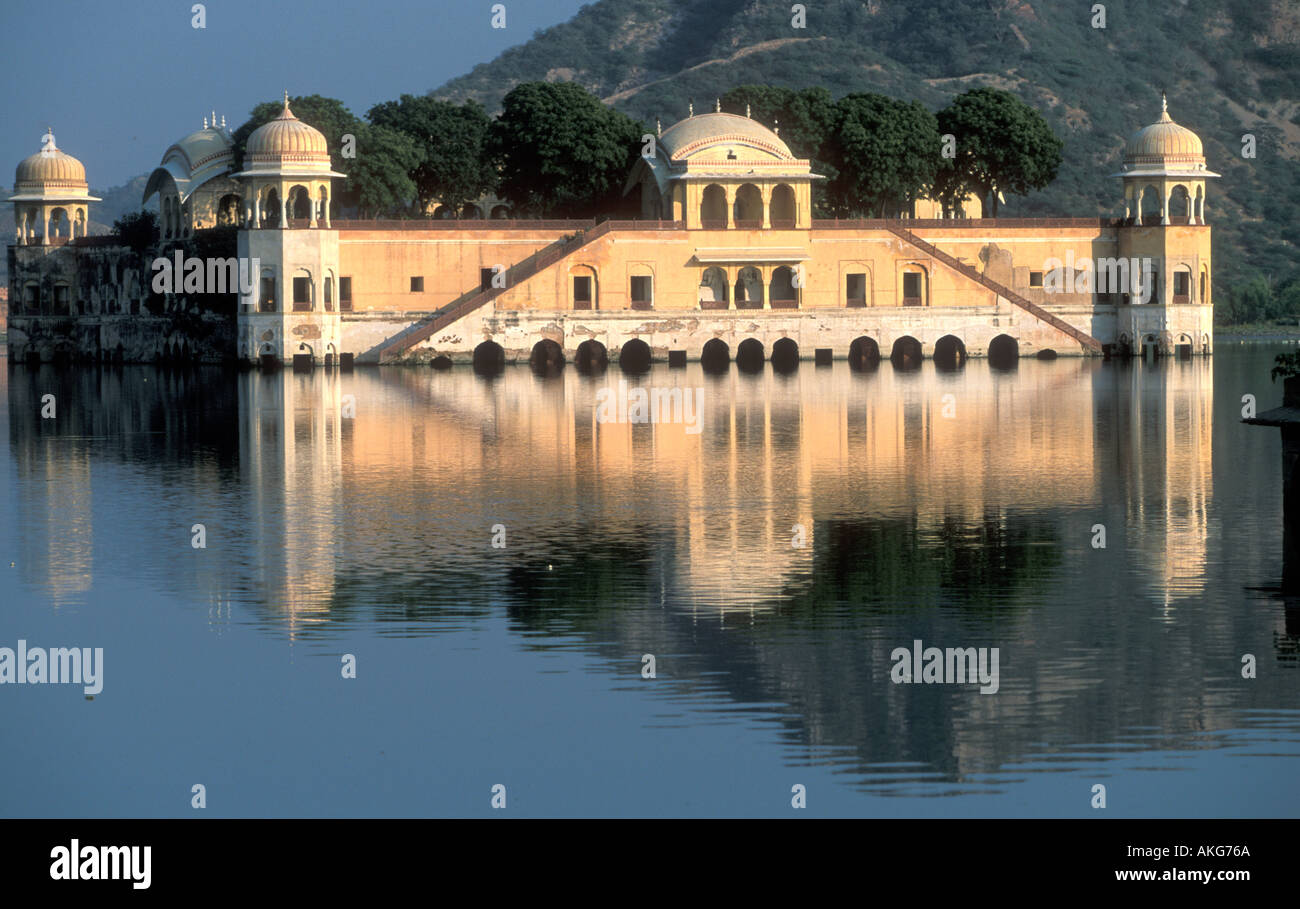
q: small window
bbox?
[846,273,866,307]
[1173,272,1189,295]
[339,277,352,312]
[1029,271,1043,288]
[293,277,311,311]
[630,275,652,309]
[260,276,276,312]
[573,275,592,309]
[903,272,922,304]
[481,268,496,292]
[324,277,333,307]
[410,276,424,293]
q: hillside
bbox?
[433,0,1300,289]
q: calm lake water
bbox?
[3,344,1299,818]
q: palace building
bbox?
[7,94,1216,366]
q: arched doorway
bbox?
[218,194,241,226]
[735,267,763,309]
[461,203,483,220]
[771,337,799,373]
[769,267,798,309]
[1139,184,1160,226]
[771,184,796,228]
[932,335,966,370]
[988,334,1019,369]
[736,338,765,373]
[473,340,505,376]
[491,205,511,220]
[290,185,313,220]
[849,336,880,371]
[699,267,729,310]
[619,338,652,374]
[530,339,565,374]
[890,336,922,370]
[701,184,727,228]
[701,338,730,373]
[733,184,762,227]
[576,339,608,373]
[1168,185,1191,225]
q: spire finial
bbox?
[688,99,694,117]
[773,118,779,137]
[656,118,662,138]
[1161,92,1167,114]
[203,116,209,129]
[746,103,751,119]
[283,90,291,111]
[715,98,721,113]
[41,127,56,155]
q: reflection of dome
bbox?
[659,112,794,160]
[14,135,88,191]
[245,98,330,165]
[1122,97,1205,168]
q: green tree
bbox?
[368,95,496,217]
[112,210,158,253]
[824,93,941,217]
[721,85,838,214]
[936,88,1063,217]
[347,125,421,218]
[489,82,644,218]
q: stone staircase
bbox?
[373,220,621,363]
[884,224,1104,355]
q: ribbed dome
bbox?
[660,112,794,160]
[244,98,330,166]
[15,144,87,189]
[1123,100,1204,167]
[174,125,234,172]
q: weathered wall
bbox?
[6,237,237,363]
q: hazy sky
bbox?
[1,0,590,188]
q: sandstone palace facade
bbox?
[7,95,1216,368]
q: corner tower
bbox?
[233,94,346,367]
[1112,95,1218,357]
[7,129,100,245]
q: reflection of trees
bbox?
[503,530,659,634]
[793,513,1063,615]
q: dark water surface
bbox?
[3,345,1298,817]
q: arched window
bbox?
[769,266,799,309]
[701,185,726,228]
[770,184,796,228]
[733,184,762,228]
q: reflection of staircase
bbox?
[373,221,620,363]
[885,224,1103,354]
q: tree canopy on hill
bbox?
[823,93,943,218]
[488,82,644,219]
[367,95,497,216]
[936,88,1063,218]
